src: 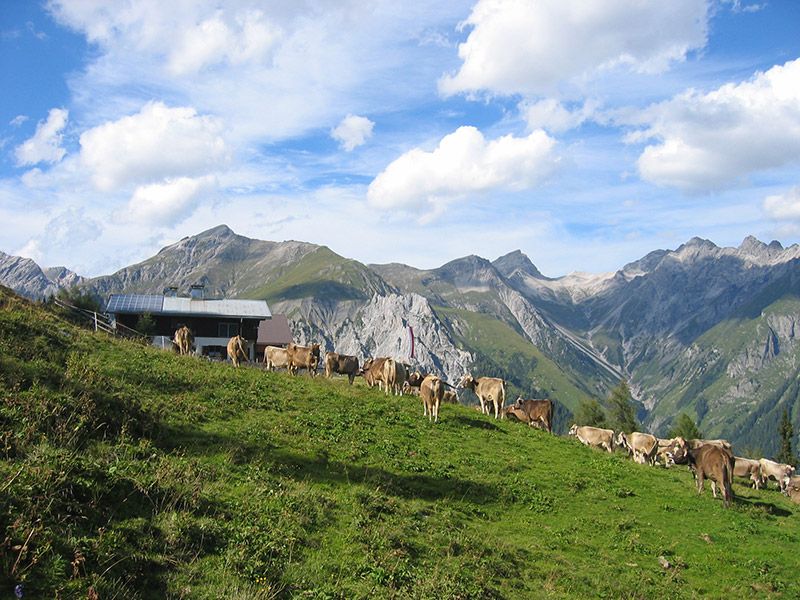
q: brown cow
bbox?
[324,351,360,384]
[511,397,553,433]
[616,432,659,465]
[420,374,444,422]
[382,358,406,396]
[286,342,320,376]
[264,345,289,371]
[226,335,248,368]
[458,374,505,419]
[173,325,194,356]
[687,444,734,507]
[361,357,388,389]
[568,425,614,453]
[734,457,764,489]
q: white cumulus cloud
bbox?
[167,9,280,75]
[331,114,375,151]
[125,176,216,226]
[764,186,800,221]
[367,126,557,218]
[79,102,228,191]
[15,108,69,166]
[439,0,709,97]
[520,99,598,133]
[630,58,800,192]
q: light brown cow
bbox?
[734,457,764,489]
[568,424,614,453]
[226,335,248,368]
[511,397,553,433]
[786,476,800,503]
[361,357,388,389]
[687,438,733,452]
[324,352,360,384]
[458,374,505,419]
[759,458,795,493]
[616,432,659,465]
[173,325,194,356]
[656,437,688,468]
[286,342,320,376]
[687,444,734,508]
[264,345,289,371]
[420,374,444,422]
[382,358,407,396]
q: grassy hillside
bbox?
[2,287,800,598]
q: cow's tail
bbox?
[722,460,734,507]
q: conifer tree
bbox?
[609,379,638,433]
[668,413,701,440]
[575,399,608,428]
[777,408,796,465]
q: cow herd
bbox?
[178,331,800,508]
[567,424,799,508]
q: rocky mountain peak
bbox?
[493,250,545,280]
[736,235,788,262]
[435,254,500,287]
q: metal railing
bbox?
[51,298,148,341]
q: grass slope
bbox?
[2,288,799,598]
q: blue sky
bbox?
[1,0,799,278]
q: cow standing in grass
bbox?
[227,335,248,368]
[264,346,289,371]
[324,352,360,384]
[286,342,321,376]
[174,325,194,356]
[568,425,615,453]
[616,432,659,465]
[510,397,553,433]
[686,444,735,508]
[361,357,388,389]
[458,374,505,419]
[382,359,407,396]
[420,374,444,423]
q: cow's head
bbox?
[615,431,629,450]
[458,374,475,389]
[513,396,524,408]
[568,424,578,436]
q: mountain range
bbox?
[3,224,799,454]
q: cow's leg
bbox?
[711,480,718,498]
[434,399,440,423]
[696,471,705,494]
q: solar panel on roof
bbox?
[107,294,164,314]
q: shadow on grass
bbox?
[450,414,505,432]
[155,423,499,505]
[738,497,793,517]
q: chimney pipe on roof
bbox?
[190,284,205,300]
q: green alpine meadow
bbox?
[2,286,799,599]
